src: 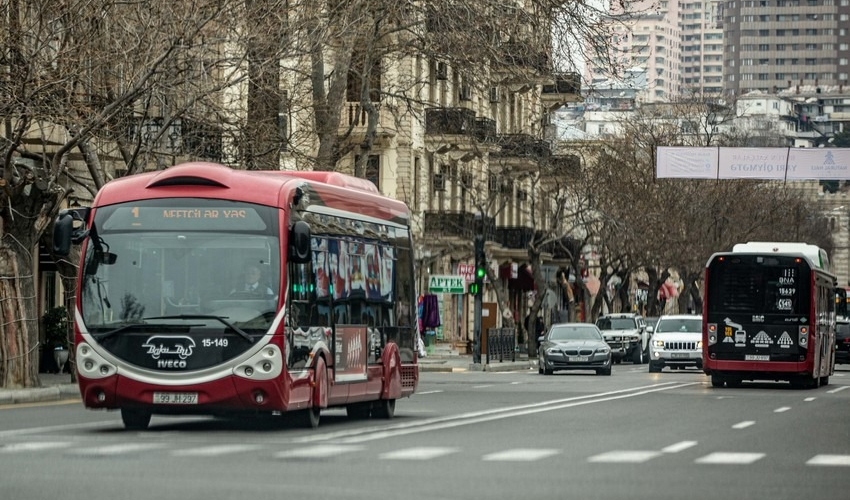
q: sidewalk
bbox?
[0,353,536,406]
[0,373,80,406]
[418,352,536,373]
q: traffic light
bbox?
[472,234,486,296]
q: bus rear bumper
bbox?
[703,360,809,379]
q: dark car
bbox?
[538,323,612,376]
[836,318,850,364]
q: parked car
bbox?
[538,323,612,376]
[648,314,703,372]
[836,317,850,364]
[595,313,649,364]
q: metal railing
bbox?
[486,327,516,363]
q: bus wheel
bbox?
[820,376,830,386]
[710,374,725,387]
[373,398,395,419]
[121,409,152,430]
[297,407,321,428]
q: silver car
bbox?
[648,314,703,372]
[538,323,612,376]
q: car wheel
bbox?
[596,365,612,376]
[648,362,661,373]
[543,367,554,375]
[632,346,644,364]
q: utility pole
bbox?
[471,232,485,364]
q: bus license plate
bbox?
[745,355,770,361]
[568,356,589,362]
[153,392,198,404]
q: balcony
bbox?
[339,102,397,141]
[425,108,476,137]
[542,73,583,108]
[492,134,551,160]
[474,118,497,143]
[423,210,496,240]
[496,226,535,250]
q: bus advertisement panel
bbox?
[703,243,836,388]
[53,162,418,429]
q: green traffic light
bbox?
[476,267,485,279]
[468,283,479,295]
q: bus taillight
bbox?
[707,323,717,345]
[798,326,809,348]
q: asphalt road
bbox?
[1,364,849,500]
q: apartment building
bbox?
[680,0,725,95]
[723,0,850,95]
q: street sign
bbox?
[428,275,465,294]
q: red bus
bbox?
[53,162,418,429]
[703,242,836,389]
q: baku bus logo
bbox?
[142,335,196,360]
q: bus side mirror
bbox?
[289,220,311,264]
[53,211,74,256]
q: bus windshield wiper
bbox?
[93,321,204,342]
[145,315,254,342]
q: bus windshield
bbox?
[80,199,281,338]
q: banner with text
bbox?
[657,147,850,180]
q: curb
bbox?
[0,385,80,406]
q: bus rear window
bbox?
[707,256,810,315]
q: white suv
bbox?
[595,313,649,364]
[647,314,703,372]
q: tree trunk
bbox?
[0,247,40,388]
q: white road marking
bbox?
[588,451,662,463]
[0,421,115,438]
[732,421,756,429]
[71,443,166,456]
[826,386,850,394]
[379,447,458,460]
[294,382,695,444]
[0,442,73,452]
[172,444,262,457]
[482,449,560,461]
[473,385,494,389]
[804,397,816,402]
[414,390,443,395]
[695,452,765,464]
[510,381,522,385]
[807,454,850,466]
[662,441,698,453]
[774,407,791,413]
[274,444,363,460]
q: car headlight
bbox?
[697,340,703,349]
[546,348,560,355]
[595,347,610,354]
[653,339,664,347]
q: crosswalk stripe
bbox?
[379,447,458,460]
[807,454,850,466]
[172,444,262,457]
[274,444,363,460]
[1,442,73,452]
[588,451,662,463]
[482,449,560,461]
[695,452,764,464]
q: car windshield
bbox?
[655,318,702,333]
[548,326,602,341]
[596,317,637,330]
